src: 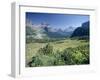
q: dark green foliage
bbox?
[53,50,65,65]
[28,43,89,67]
[61,48,74,65]
[29,56,43,67]
[26,38,67,43]
[38,43,53,55]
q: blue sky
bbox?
[26,12,89,29]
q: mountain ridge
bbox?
[26,20,89,39]
[71,21,89,37]
[26,20,75,39]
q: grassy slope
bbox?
[26,39,89,66]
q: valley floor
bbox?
[25,39,89,67]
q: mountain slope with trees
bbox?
[71,21,89,37]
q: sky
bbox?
[26,12,89,29]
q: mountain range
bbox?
[26,20,89,40]
[26,21,76,39]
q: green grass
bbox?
[26,39,89,67]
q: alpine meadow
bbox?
[25,12,90,67]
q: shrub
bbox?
[61,48,74,65]
[38,43,53,55]
[28,44,89,67]
[71,45,89,64]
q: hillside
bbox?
[71,21,89,37]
